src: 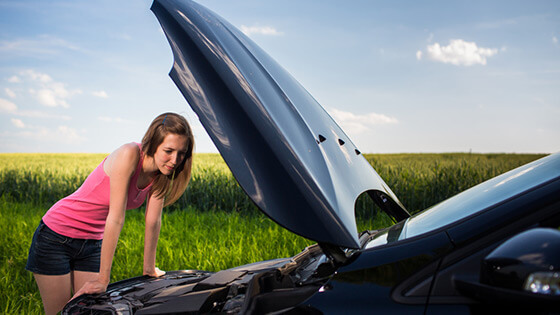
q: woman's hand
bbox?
[71,279,108,300]
[143,266,166,278]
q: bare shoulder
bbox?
[103,142,141,177]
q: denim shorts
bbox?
[26,220,102,275]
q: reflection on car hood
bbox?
[151,0,408,248]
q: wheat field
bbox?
[0,152,546,313]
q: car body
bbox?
[63,0,560,313]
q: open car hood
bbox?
[151,0,409,249]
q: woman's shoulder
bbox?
[118,142,142,155]
[103,142,141,177]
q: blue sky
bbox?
[1,0,559,154]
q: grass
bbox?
[362,153,546,212]
[0,152,546,215]
[0,199,43,313]
[0,152,547,313]
[0,197,318,314]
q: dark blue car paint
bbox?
[304,232,452,313]
[151,0,408,249]
[150,0,560,312]
[301,163,560,313]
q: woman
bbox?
[25,112,194,315]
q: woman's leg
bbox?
[73,270,100,295]
[33,273,72,315]
[73,238,103,296]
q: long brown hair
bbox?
[141,112,194,207]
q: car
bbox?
[63,0,560,313]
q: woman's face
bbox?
[153,133,189,175]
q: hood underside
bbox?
[151,0,409,248]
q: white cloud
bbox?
[21,69,52,83]
[328,108,398,134]
[14,125,85,145]
[422,39,498,66]
[20,70,81,107]
[0,97,71,120]
[240,25,283,36]
[34,88,67,107]
[553,36,559,45]
[5,88,16,98]
[11,118,25,128]
[0,98,17,113]
[56,126,84,143]
[16,110,72,120]
[7,75,21,83]
[15,110,72,120]
[0,35,81,56]
[416,50,423,60]
[92,90,108,98]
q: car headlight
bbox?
[524,271,560,295]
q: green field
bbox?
[0,152,546,313]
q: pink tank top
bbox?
[42,143,153,240]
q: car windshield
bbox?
[366,153,559,249]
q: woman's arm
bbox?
[72,143,139,298]
[143,193,165,277]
